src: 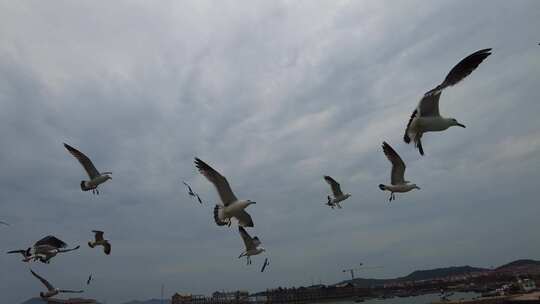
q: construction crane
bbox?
[342,264,383,280]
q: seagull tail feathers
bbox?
[213,205,228,226]
[378,184,387,191]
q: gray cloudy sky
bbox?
[1,1,539,303]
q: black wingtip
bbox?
[378,184,386,191]
[404,133,411,144]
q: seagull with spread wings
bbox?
[323,176,351,209]
[8,235,80,263]
[194,158,256,227]
[379,142,420,201]
[238,226,265,265]
[64,143,112,194]
[88,230,111,255]
[404,48,492,155]
[30,269,83,299]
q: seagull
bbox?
[238,226,265,265]
[64,143,112,194]
[261,257,270,272]
[323,176,351,209]
[0,220,9,226]
[194,158,256,227]
[8,235,80,263]
[182,181,203,204]
[30,269,83,299]
[379,142,420,201]
[404,48,492,155]
[87,275,92,285]
[88,231,111,255]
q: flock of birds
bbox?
[1,47,494,301]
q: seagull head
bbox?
[450,118,466,128]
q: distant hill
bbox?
[20,298,102,304]
[400,265,488,281]
[21,298,100,304]
[496,259,540,271]
[20,298,46,304]
[120,299,170,304]
[337,260,540,288]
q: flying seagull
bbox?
[30,269,83,299]
[194,158,256,227]
[0,220,9,226]
[379,142,420,201]
[88,230,111,255]
[238,226,265,265]
[404,48,492,155]
[182,181,203,204]
[8,235,80,263]
[64,143,112,194]
[323,176,351,209]
[261,257,270,272]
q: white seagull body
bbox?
[88,230,111,255]
[64,143,112,194]
[379,142,420,201]
[195,158,255,227]
[404,48,492,155]
[323,175,351,209]
[31,269,83,298]
[238,226,265,265]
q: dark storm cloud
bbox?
[0,1,539,303]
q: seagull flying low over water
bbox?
[30,269,83,299]
[8,235,80,263]
[64,143,112,194]
[323,176,351,209]
[194,158,256,227]
[404,48,492,155]
[238,226,265,265]
[379,142,420,201]
[88,230,111,255]
[182,181,203,204]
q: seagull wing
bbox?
[103,241,111,255]
[382,142,406,185]
[59,290,84,294]
[87,275,92,285]
[194,158,237,206]
[7,249,28,257]
[238,226,256,250]
[30,269,55,291]
[182,181,194,195]
[418,48,492,118]
[441,48,492,89]
[261,258,269,272]
[417,91,442,117]
[324,176,343,197]
[35,235,67,249]
[64,143,100,179]
[236,210,254,227]
[92,230,104,242]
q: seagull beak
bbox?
[457,123,466,128]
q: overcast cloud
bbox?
[1,1,539,303]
